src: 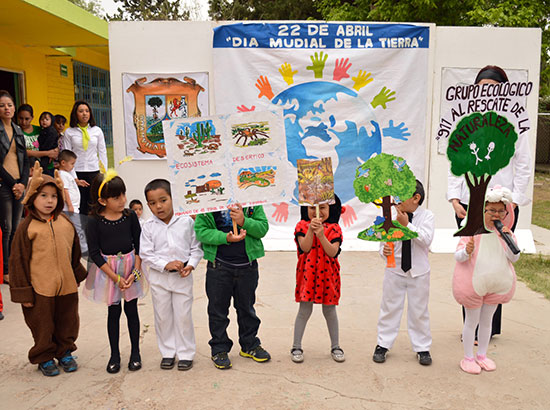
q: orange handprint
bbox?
[255,75,274,100]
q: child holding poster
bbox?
[194,204,271,370]
[291,195,345,363]
[372,180,435,366]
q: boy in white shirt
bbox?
[140,179,203,371]
[58,150,80,214]
[373,180,435,366]
[58,150,87,255]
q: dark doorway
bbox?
[0,69,24,107]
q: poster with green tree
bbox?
[353,153,418,242]
[447,111,518,236]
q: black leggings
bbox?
[107,299,140,363]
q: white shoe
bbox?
[331,347,345,363]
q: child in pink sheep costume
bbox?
[453,186,519,374]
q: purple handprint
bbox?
[382,120,410,141]
[333,58,352,81]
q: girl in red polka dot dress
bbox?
[291,196,344,363]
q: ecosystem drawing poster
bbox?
[163,110,293,215]
[213,22,431,244]
[297,157,335,206]
[123,72,209,159]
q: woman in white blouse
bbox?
[63,100,108,215]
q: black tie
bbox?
[401,212,413,272]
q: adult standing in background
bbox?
[447,65,532,337]
[63,100,108,216]
[17,104,58,166]
[0,91,29,290]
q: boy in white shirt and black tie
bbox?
[373,180,435,366]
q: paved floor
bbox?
[1,230,550,409]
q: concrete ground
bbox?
[1,227,550,409]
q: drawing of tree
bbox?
[447,111,517,236]
[147,96,163,120]
[353,153,416,240]
[191,121,215,147]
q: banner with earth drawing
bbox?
[213,22,431,247]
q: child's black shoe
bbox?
[106,358,120,374]
[58,352,78,372]
[38,360,60,377]
[240,345,271,363]
[372,345,388,363]
[211,352,232,369]
[160,357,175,370]
[178,360,193,371]
[417,351,432,366]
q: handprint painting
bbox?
[213,22,430,243]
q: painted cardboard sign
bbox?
[163,110,293,215]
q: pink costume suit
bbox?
[452,210,518,309]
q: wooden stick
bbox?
[232,220,238,236]
[315,204,319,219]
[386,242,396,268]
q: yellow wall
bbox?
[0,38,109,122]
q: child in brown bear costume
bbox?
[9,162,86,376]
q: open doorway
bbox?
[0,68,25,107]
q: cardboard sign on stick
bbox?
[297,157,335,207]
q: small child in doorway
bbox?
[9,162,87,376]
[453,186,518,374]
[291,195,345,363]
[373,180,435,366]
[140,179,203,371]
[130,199,145,226]
[58,149,87,255]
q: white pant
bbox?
[149,269,195,360]
[377,271,432,352]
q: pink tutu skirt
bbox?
[83,250,148,305]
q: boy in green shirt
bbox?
[194,204,270,369]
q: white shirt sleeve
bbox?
[447,170,464,202]
[510,134,532,206]
[96,127,108,170]
[408,211,435,249]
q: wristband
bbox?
[116,275,121,284]
[132,268,142,282]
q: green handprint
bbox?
[352,70,373,91]
[306,52,328,79]
[370,87,396,109]
[279,63,298,85]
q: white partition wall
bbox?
[109,22,541,252]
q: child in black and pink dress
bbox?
[291,195,344,363]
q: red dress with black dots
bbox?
[294,220,342,305]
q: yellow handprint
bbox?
[279,63,298,85]
[352,70,373,91]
